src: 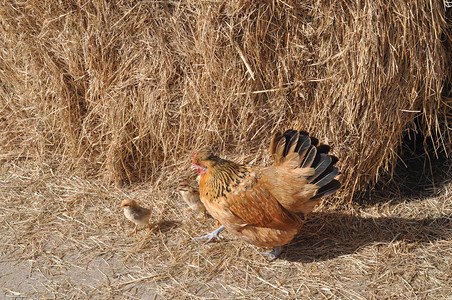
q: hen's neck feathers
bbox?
[201,157,248,199]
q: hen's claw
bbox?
[260,246,283,261]
[194,225,226,243]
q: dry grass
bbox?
[0,1,451,299]
[0,0,450,201]
[0,159,450,299]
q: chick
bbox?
[177,180,206,215]
[120,199,152,235]
[178,180,225,242]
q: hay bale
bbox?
[0,0,450,201]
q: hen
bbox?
[192,129,340,259]
[121,199,152,235]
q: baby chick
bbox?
[178,180,225,242]
[121,199,152,235]
[177,180,206,215]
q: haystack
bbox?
[1,1,450,201]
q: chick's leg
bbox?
[129,224,138,235]
[260,246,283,261]
[194,225,225,243]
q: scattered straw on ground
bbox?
[0,1,451,298]
[1,159,450,299]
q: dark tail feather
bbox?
[316,144,331,154]
[330,156,339,165]
[270,132,285,165]
[295,134,311,162]
[271,130,313,166]
[311,180,341,199]
[272,129,341,199]
[312,165,339,186]
[284,131,300,157]
[307,153,332,182]
[270,130,298,166]
[301,146,317,168]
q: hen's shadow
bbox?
[283,212,451,262]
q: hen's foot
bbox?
[261,246,283,261]
[194,225,225,243]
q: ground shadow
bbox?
[284,127,451,262]
[283,212,451,262]
[354,127,451,205]
[151,220,181,233]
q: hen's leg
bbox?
[194,225,225,243]
[261,246,283,261]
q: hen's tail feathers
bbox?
[271,129,341,199]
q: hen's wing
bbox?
[207,169,304,231]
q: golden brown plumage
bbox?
[121,199,152,235]
[192,130,340,258]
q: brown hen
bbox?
[192,129,340,259]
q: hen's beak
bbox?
[192,163,207,175]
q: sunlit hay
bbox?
[0,1,450,202]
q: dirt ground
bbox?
[0,158,451,299]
